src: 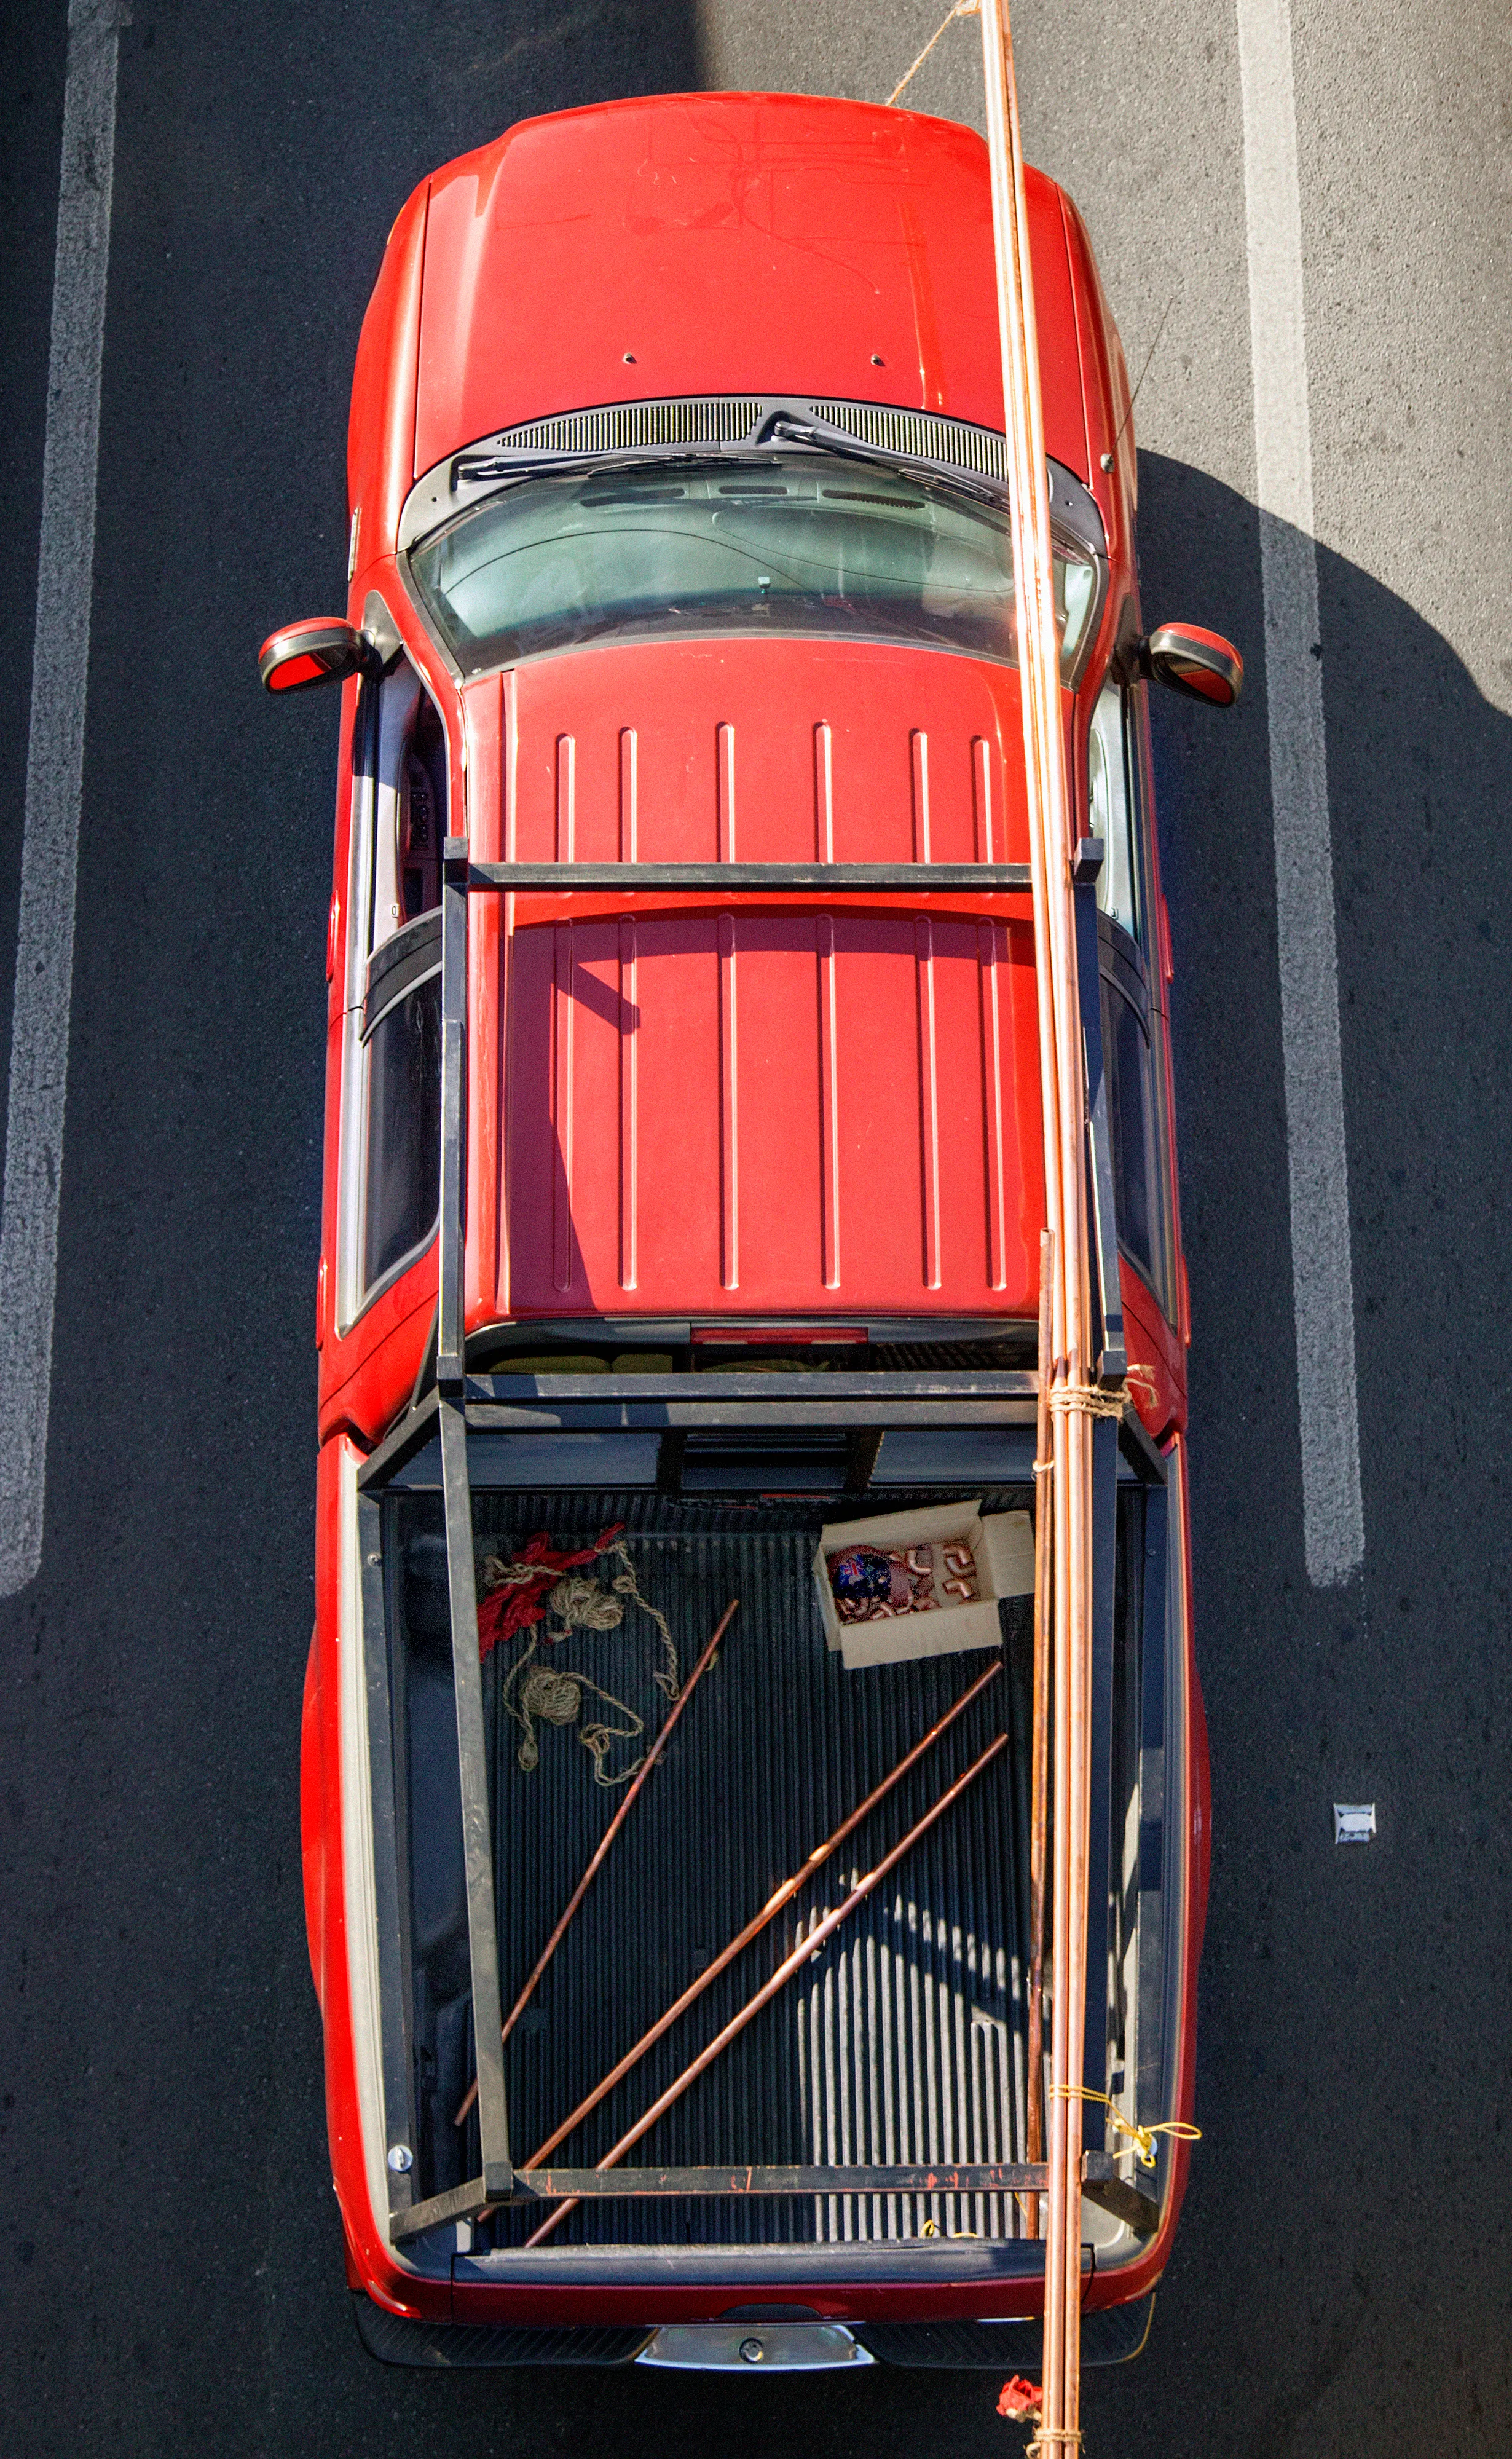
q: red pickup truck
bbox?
[265,91,1230,2376]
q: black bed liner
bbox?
[392,1487,1036,2249]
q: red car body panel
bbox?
[494,634,1044,1320]
[304,90,1210,2336]
[407,97,1086,486]
[347,183,428,593]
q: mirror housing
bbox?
[1142,623,1243,707]
[258,617,379,695]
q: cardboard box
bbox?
[982,1508,1035,1599]
[813,1502,1034,1671]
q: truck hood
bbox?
[487,635,1046,1320]
[413,93,1090,483]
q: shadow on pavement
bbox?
[1088,454,1512,2458]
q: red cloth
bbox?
[476,1523,626,1659]
[997,2376,1041,2421]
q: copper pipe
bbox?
[522,1660,1003,2173]
[1024,1225,1053,2236]
[979,0,1097,2438]
[521,1732,1010,2246]
[454,1597,739,2128]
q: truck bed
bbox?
[392,1487,1036,2249]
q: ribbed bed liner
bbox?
[413,1490,1035,2248]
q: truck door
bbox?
[318,639,450,1426]
[1087,666,1184,1398]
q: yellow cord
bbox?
[1050,2085,1201,2172]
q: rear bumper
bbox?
[353,2292,1155,2370]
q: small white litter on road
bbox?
[1333,1804,1376,1845]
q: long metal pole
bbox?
[454,1598,739,2127]
[979,0,1097,2439]
[1025,1226,1054,2236]
[521,1733,1010,2246]
[439,1397,513,2200]
[524,1660,1002,2169]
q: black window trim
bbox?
[358,966,443,1311]
[356,1211,440,1322]
[1099,930,1176,1324]
[1098,911,1150,1029]
[364,941,443,1044]
[1089,651,1179,1329]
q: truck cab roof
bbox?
[331,95,1141,1359]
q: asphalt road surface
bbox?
[2,4,1510,2453]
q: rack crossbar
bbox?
[467,860,1033,895]
[389,2152,1151,2243]
[511,2163,1048,2198]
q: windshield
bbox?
[408,456,1097,679]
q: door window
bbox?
[361,932,442,1294]
[1089,680,1140,945]
[1102,971,1162,1298]
[1092,655,1175,1320]
[339,639,448,1326]
[370,663,446,961]
[400,695,444,922]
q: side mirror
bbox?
[258,617,379,695]
[1143,623,1243,708]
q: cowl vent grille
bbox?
[482,397,1005,484]
[808,400,1006,481]
[497,398,765,456]
[399,397,1104,569]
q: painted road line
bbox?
[0,0,122,1597]
[1237,0,1364,1589]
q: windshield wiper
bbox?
[757,410,1006,513]
[451,447,713,491]
[760,412,1106,568]
[450,416,1006,513]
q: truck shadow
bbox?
[1085,454,1512,2453]
[1137,446,1512,1629]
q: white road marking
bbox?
[0,0,122,1596]
[1237,0,1364,1588]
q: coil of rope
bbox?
[502,1641,646,1788]
[1044,1364,1159,1423]
[479,1529,680,1699]
[550,1540,680,1701]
